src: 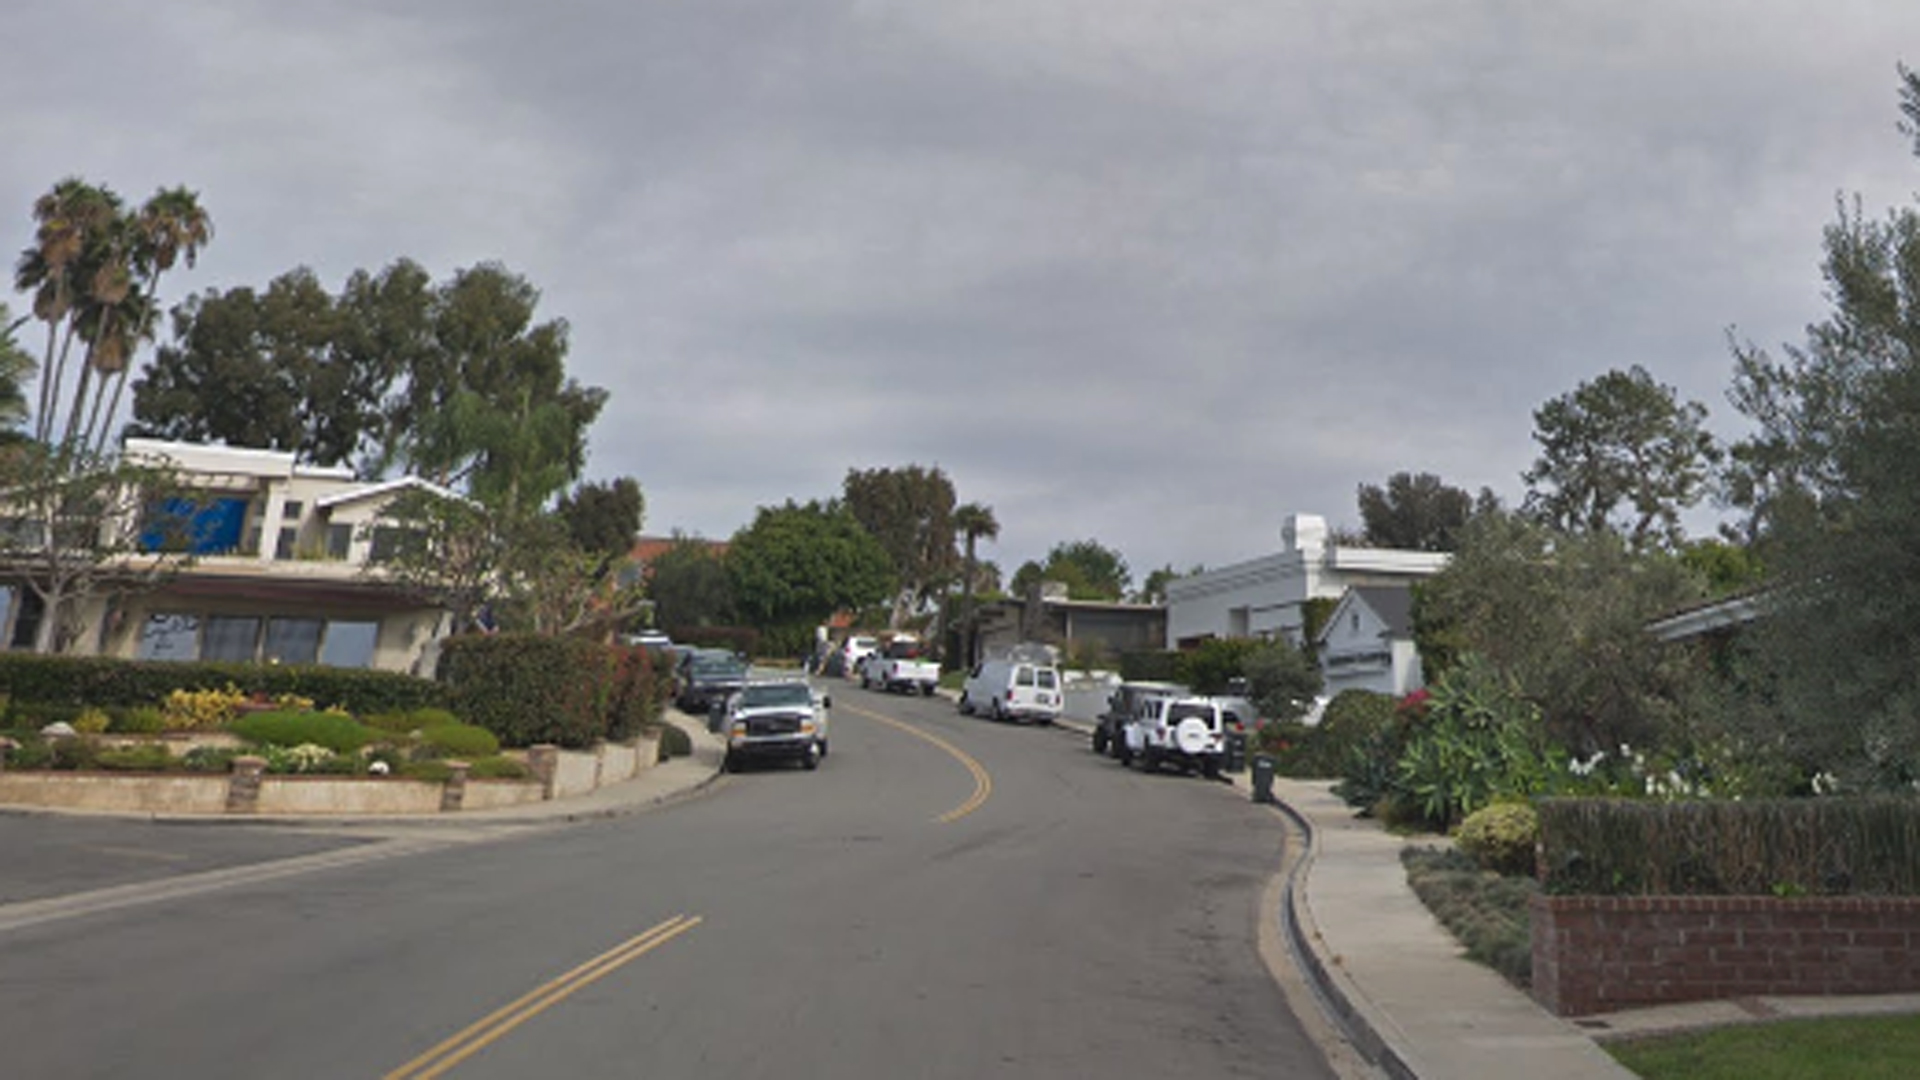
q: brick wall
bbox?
[1531,894,1920,1016]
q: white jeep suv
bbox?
[1120,696,1244,779]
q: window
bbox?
[202,616,261,662]
[275,527,298,560]
[319,621,379,668]
[9,590,43,650]
[282,500,304,522]
[137,613,202,661]
[1016,666,1035,687]
[326,523,353,560]
[369,526,421,563]
[264,618,323,665]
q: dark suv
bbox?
[677,652,748,715]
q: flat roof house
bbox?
[1165,513,1448,648]
[0,439,459,674]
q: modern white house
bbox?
[1316,585,1426,698]
[1164,513,1449,648]
[0,439,460,673]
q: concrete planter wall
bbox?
[0,729,663,817]
[1531,893,1920,1016]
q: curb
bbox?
[1268,793,1421,1080]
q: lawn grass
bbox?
[1400,844,1537,988]
[1607,1014,1920,1079]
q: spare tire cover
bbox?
[1175,717,1212,756]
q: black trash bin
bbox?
[1223,730,1248,774]
[1250,754,1276,804]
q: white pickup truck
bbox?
[860,639,941,696]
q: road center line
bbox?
[841,703,992,823]
[385,914,703,1080]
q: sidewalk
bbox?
[1047,710,1920,1079]
[1050,714,1636,1080]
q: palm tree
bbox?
[86,186,212,456]
[14,178,118,446]
[953,502,999,666]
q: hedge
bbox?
[1538,797,1920,897]
[438,635,662,750]
[0,653,447,715]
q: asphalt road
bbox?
[0,683,1337,1079]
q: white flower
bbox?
[368,760,391,776]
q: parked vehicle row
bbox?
[1097,680,1252,780]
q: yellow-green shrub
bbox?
[1454,802,1540,877]
[72,707,112,734]
[161,684,249,731]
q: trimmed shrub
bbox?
[1538,797,1920,897]
[1455,802,1540,876]
[94,744,177,772]
[1403,846,1536,987]
[72,708,112,734]
[418,723,500,759]
[439,634,626,749]
[229,710,375,754]
[406,707,461,729]
[181,745,240,773]
[401,760,453,783]
[1118,649,1183,683]
[111,706,166,734]
[0,653,447,716]
[667,626,760,658]
[8,702,87,729]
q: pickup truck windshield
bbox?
[738,684,812,709]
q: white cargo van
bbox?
[958,657,1063,724]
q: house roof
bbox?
[313,475,464,510]
[627,535,728,565]
[1320,584,1416,642]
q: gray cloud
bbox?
[4,1,1919,576]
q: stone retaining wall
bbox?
[1531,893,1920,1016]
[0,729,662,816]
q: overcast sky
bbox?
[6,2,1919,582]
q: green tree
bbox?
[556,478,644,561]
[1242,641,1325,722]
[727,500,895,652]
[0,304,36,441]
[1718,65,1920,788]
[1522,365,1720,550]
[1414,510,1706,758]
[1356,472,1483,552]
[646,534,734,631]
[131,269,339,456]
[1017,539,1131,601]
[842,464,959,628]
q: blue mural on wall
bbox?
[139,497,248,554]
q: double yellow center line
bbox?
[842,703,993,822]
[385,914,702,1080]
